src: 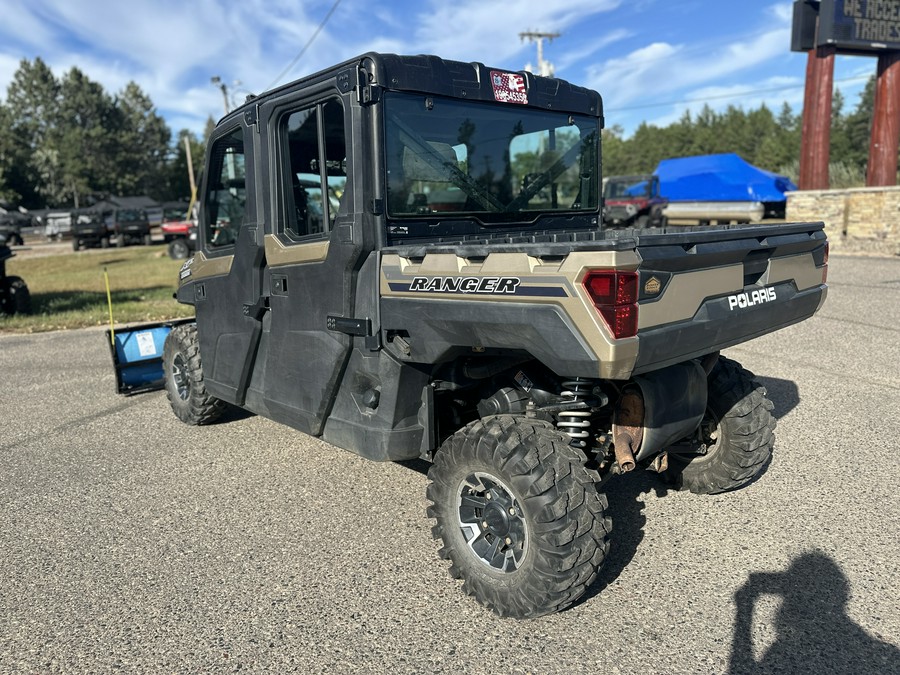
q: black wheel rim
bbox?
[172,353,190,400]
[456,472,528,572]
[689,408,723,463]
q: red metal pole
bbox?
[867,52,900,187]
[799,45,836,190]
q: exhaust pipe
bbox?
[612,389,644,472]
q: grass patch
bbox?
[1,245,193,333]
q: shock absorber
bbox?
[557,378,593,447]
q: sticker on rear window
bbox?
[490,71,528,105]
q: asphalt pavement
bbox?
[1,254,898,674]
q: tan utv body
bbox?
[162,53,828,619]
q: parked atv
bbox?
[162,220,198,259]
[71,209,111,250]
[107,208,152,247]
[603,174,667,228]
[0,213,27,247]
[0,235,31,316]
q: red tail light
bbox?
[583,270,639,339]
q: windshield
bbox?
[384,92,599,224]
[604,177,654,200]
[116,209,145,222]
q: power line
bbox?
[263,0,343,93]
[606,74,871,113]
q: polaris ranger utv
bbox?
[162,53,828,618]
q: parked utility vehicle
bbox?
[71,209,111,250]
[106,208,151,247]
[162,53,828,618]
[162,220,197,259]
[603,173,667,228]
[0,213,27,247]
[0,235,31,315]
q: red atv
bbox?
[602,174,668,229]
[161,220,197,259]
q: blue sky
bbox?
[0,0,879,139]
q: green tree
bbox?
[110,81,171,196]
[0,105,20,204]
[54,67,117,206]
[842,75,876,172]
[160,129,205,203]
[0,59,177,208]
[3,57,60,207]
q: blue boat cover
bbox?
[653,153,796,202]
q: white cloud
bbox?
[556,28,632,72]
[769,2,794,23]
[588,25,792,112]
[406,0,622,68]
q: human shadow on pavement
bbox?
[754,376,800,421]
[728,551,900,674]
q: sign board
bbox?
[792,0,820,51]
[818,0,900,53]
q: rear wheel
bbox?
[1,276,32,316]
[665,357,775,494]
[427,415,611,618]
[163,323,226,425]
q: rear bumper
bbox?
[632,281,826,375]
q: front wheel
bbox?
[665,357,775,494]
[168,238,190,260]
[1,276,31,315]
[163,323,226,425]
[427,415,611,618]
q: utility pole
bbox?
[520,31,560,77]
[210,75,229,115]
[183,136,198,221]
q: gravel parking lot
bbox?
[1,254,898,673]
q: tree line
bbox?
[0,57,208,210]
[0,56,880,211]
[603,77,876,188]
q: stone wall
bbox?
[786,186,900,255]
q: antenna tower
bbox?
[520,31,561,77]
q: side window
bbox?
[203,127,246,249]
[282,98,346,239]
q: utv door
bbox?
[258,94,363,435]
[192,121,266,404]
